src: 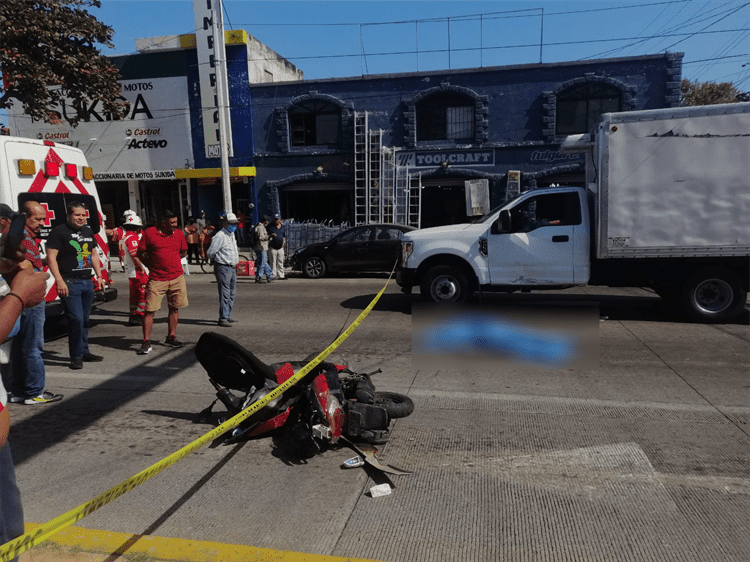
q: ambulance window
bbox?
[16,193,101,238]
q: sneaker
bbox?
[8,394,24,404]
[128,315,143,326]
[69,359,83,370]
[137,340,152,355]
[227,318,238,323]
[24,391,63,405]
[218,320,232,328]
[164,335,183,348]
[255,277,264,284]
[82,353,104,362]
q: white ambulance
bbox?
[0,135,117,315]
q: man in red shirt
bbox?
[136,210,188,355]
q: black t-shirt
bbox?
[46,223,96,278]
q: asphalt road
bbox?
[7,268,750,562]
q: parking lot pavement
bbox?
[7,274,750,561]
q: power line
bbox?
[252,29,748,64]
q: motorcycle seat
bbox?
[195,332,277,391]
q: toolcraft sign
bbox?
[397,149,495,168]
[7,77,192,179]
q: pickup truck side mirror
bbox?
[493,210,511,234]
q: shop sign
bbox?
[94,170,177,182]
[193,0,233,160]
[8,77,192,177]
[397,149,495,168]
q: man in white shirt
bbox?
[207,213,240,327]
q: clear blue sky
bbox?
[96,0,749,88]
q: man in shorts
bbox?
[136,210,188,355]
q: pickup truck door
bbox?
[487,191,584,285]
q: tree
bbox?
[0,0,128,127]
[681,79,741,106]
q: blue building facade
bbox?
[249,53,683,228]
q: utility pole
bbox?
[211,0,233,213]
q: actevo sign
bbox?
[194,0,233,160]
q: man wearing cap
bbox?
[119,214,148,326]
[266,214,287,280]
[207,213,240,327]
[253,216,274,284]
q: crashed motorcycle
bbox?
[194,332,414,460]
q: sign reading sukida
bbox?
[8,77,192,177]
[194,0,233,160]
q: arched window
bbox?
[417,91,475,142]
[556,83,622,134]
[288,100,342,146]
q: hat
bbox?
[273,213,281,219]
[0,204,15,219]
[125,214,143,226]
[225,212,240,224]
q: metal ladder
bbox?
[354,112,421,226]
[353,112,368,225]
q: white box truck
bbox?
[397,103,750,323]
[0,135,116,314]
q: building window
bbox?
[417,92,474,142]
[289,100,342,146]
[556,83,622,135]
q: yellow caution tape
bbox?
[0,274,393,562]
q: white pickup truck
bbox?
[397,103,750,323]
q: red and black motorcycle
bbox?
[194,332,414,459]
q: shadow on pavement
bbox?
[9,345,199,466]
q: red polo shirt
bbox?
[138,226,187,281]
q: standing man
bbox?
[13,202,63,403]
[266,214,287,280]
[46,202,106,370]
[207,213,240,327]
[119,214,148,326]
[137,210,188,355]
[184,219,201,265]
[253,215,274,284]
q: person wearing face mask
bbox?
[206,212,240,327]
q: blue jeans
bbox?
[0,443,24,562]
[17,301,45,398]
[61,279,94,361]
[214,263,237,322]
[255,250,274,280]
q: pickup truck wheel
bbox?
[422,265,469,303]
[303,256,326,279]
[682,270,747,323]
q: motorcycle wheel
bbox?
[373,392,414,419]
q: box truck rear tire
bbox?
[682,270,747,323]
